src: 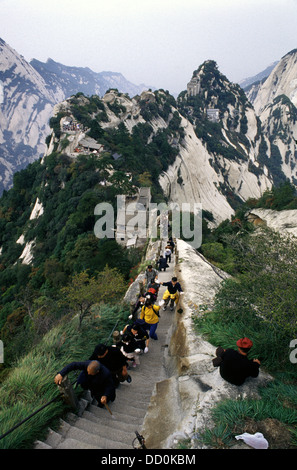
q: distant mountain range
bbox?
[1,35,297,210]
[239,61,279,90]
[0,37,152,193]
[30,57,153,101]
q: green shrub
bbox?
[0,302,129,449]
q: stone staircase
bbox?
[35,251,176,450]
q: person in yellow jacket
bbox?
[140,298,160,341]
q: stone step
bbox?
[34,440,52,449]
[70,417,135,446]
[34,255,177,450]
[109,392,151,409]
[57,425,131,449]
[118,377,156,390]
[82,409,139,433]
[98,401,147,419]
[87,404,143,426]
[56,438,102,449]
[128,370,165,383]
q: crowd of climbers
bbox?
[54,237,261,411]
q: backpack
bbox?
[147,287,157,295]
[141,304,160,319]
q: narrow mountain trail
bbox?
[35,247,176,450]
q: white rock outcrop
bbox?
[154,239,272,449]
[253,50,297,114]
[248,208,297,237]
[158,113,271,226]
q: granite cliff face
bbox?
[159,61,273,223]
[49,80,272,225]
[46,56,285,226]
[0,39,58,193]
[246,50,297,186]
[250,50,297,114]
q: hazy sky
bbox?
[1,0,297,94]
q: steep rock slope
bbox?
[0,39,58,193]
[162,61,273,223]
[31,58,150,102]
[251,50,297,114]
[240,61,279,91]
[48,77,273,225]
[245,50,297,185]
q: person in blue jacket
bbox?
[54,360,116,408]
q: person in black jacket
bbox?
[160,277,183,311]
[54,360,116,408]
[122,322,149,353]
[157,255,168,272]
[212,337,261,386]
[89,344,131,387]
[118,333,141,368]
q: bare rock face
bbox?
[158,112,271,226]
[252,50,297,114]
[0,39,58,193]
[247,208,297,237]
[147,239,273,449]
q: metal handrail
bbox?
[0,319,122,443]
[0,394,61,441]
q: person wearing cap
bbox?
[212,337,261,386]
[89,344,131,387]
[118,333,142,368]
[144,265,158,288]
[122,322,150,353]
[54,360,116,408]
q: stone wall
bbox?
[150,239,273,449]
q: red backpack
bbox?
[148,287,157,295]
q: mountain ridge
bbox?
[0,37,153,193]
[2,37,297,215]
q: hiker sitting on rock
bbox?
[212,337,261,386]
[54,360,116,408]
[160,276,183,311]
[89,343,131,387]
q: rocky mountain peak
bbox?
[0,38,153,193]
[251,49,297,114]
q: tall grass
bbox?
[0,303,129,449]
[198,376,297,448]
[192,278,297,448]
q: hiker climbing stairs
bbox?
[34,242,178,449]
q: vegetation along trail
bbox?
[35,244,177,449]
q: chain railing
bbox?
[0,240,164,446]
[0,319,121,443]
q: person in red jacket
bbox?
[212,337,261,386]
